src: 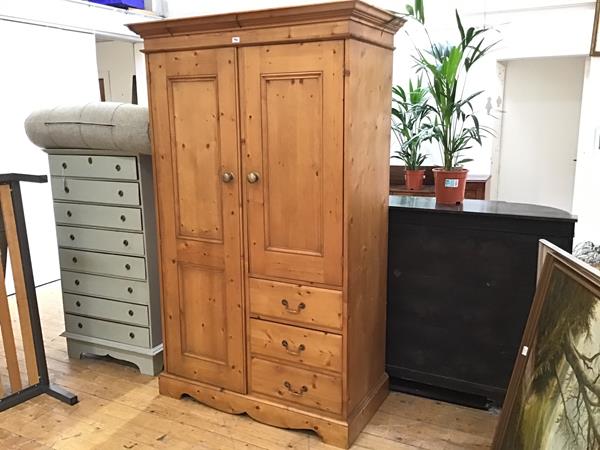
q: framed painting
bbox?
[493,240,600,449]
[592,0,600,56]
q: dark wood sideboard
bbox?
[386,196,577,407]
[390,165,490,200]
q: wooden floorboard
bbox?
[0,282,499,449]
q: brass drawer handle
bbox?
[281,340,305,356]
[283,381,308,397]
[281,299,305,314]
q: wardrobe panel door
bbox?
[148,49,245,392]
[240,42,343,286]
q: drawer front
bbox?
[65,314,150,348]
[56,226,145,256]
[249,278,343,330]
[51,178,140,206]
[59,249,146,280]
[54,202,142,231]
[63,293,149,327]
[61,271,149,305]
[49,155,138,180]
[251,357,342,414]
[250,319,342,372]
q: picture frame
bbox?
[493,240,600,449]
[592,0,600,56]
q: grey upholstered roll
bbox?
[24,102,151,154]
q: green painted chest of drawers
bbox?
[49,152,163,375]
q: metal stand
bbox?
[0,173,78,411]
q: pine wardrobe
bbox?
[129,2,403,447]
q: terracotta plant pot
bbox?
[433,168,468,205]
[405,169,425,191]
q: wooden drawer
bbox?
[65,314,150,348]
[59,249,146,280]
[51,177,140,206]
[54,202,142,231]
[49,155,138,180]
[251,357,342,415]
[56,226,145,256]
[249,278,343,330]
[63,293,149,327]
[250,319,342,372]
[61,271,150,305]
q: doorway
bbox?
[494,56,585,212]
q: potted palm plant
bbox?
[411,10,497,204]
[391,77,431,191]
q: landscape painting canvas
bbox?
[494,241,600,450]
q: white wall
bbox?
[0,0,160,289]
[0,21,99,291]
[496,57,584,212]
[572,57,600,244]
[134,42,148,106]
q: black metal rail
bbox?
[0,173,78,411]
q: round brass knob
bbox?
[222,172,235,183]
[247,172,260,183]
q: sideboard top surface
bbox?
[389,195,577,223]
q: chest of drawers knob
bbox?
[64,186,70,193]
[69,234,75,241]
[75,301,81,307]
[125,263,131,271]
[67,210,72,217]
[129,332,135,339]
[120,215,126,222]
[123,240,129,247]
[62,162,68,169]
[78,322,83,329]
[281,340,305,356]
[281,299,305,315]
[118,190,124,197]
[128,287,134,294]
[128,310,134,316]
[74,279,80,286]
[283,381,308,397]
[115,164,121,172]
[87,157,93,165]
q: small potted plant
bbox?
[391,77,431,191]
[411,10,497,204]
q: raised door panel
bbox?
[148,49,245,392]
[239,42,344,286]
